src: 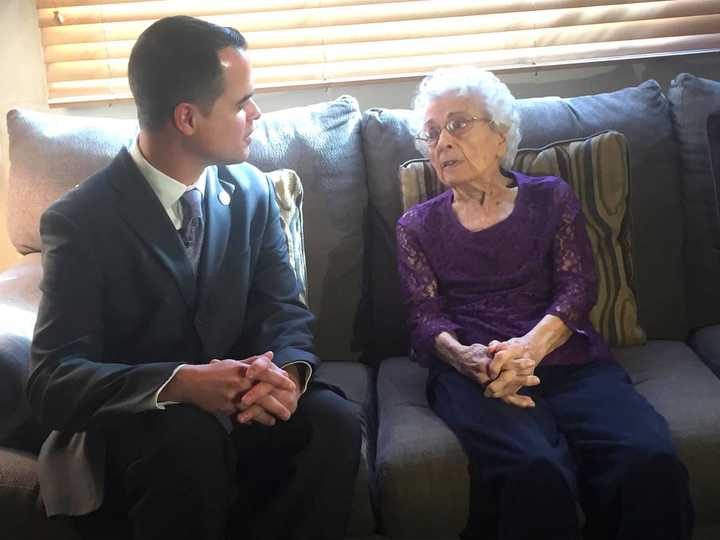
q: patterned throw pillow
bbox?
[398,131,645,347]
[266,169,309,308]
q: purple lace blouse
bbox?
[396,172,611,367]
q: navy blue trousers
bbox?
[73,386,361,540]
[428,360,693,540]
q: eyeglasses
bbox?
[416,114,493,147]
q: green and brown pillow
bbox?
[399,131,645,347]
[267,168,309,308]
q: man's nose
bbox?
[249,98,262,120]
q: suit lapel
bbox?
[109,149,197,308]
[196,166,235,316]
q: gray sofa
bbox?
[2,73,720,539]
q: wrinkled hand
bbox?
[487,338,535,378]
[484,338,540,408]
[451,343,493,385]
[235,355,300,427]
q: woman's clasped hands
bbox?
[458,338,540,408]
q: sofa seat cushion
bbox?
[313,361,377,537]
[375,357,467,538]
[0,447,79,540]
[612,340,720,525]
[375,344,720,537]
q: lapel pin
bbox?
[218,191,231,206]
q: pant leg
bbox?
[229,385,361,540]
[428,366,580,540]
[543,360,694,540]
[77,404,237,540]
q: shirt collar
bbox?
[128,139,206,212]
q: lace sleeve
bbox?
[396,218,460,366]
[545,181,598,331]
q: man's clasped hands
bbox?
[158,352,301,426]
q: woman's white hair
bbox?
[412,66,521,170]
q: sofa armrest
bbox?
[689,325,720,378]
[0,252,42,315]
[0,253,47,451]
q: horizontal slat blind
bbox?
[37,0,720,105]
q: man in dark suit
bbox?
[27,15,361,540]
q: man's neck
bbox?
[137,130,206,187]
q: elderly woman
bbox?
[396,67,693,540]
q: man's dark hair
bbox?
[128,16,247,131]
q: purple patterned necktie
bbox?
[179,188,204,272]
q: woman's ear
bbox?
[496,130,508,160]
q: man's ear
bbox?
[173,103,197,136]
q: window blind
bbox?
[37,0,720,106]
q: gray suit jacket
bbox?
[27,149,318,516]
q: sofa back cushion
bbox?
[7,96,367,362]
[358,108,421,359]
[399,131,645,347]
[361,80,687,360]
[244,97,367,361]
[709,110,720,211]
[7,110,138,253]
[667,73,720,330]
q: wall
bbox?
[0,0,47,271]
